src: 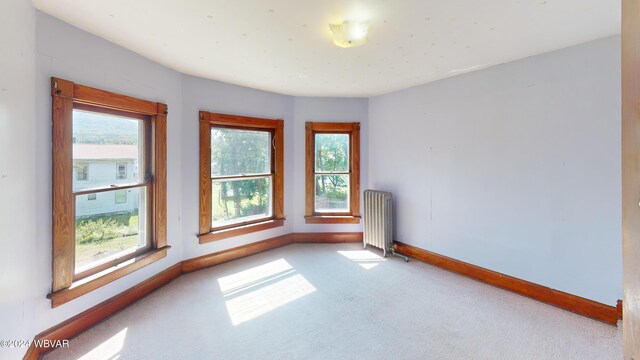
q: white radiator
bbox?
[363,190,408,261]
[363,190,395,257]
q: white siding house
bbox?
[73,144,140,217]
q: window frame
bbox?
[305,122,360,224]
[199,111,285,243]
[49,77,169,308]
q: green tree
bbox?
[315,134,349,208]
[211,129,271,222]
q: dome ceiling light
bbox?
[328,20,369,48]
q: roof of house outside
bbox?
[73,144,138,160]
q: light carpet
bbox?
[45,243,622,360]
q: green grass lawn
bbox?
[76,234,139,268]
[212,195,268,223]
[75,213,141,268]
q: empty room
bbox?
[3,0,640,359]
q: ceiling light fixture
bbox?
[328,20,369,48]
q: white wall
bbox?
[33,13,184,334]
[368,36,621,304]
[0,0,36,359]
[291,97,368,233]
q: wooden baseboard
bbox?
[394,241,619,325]
[292,232,363,243]
[182,232,363,273]
[24,263,182,359]
[182,234,294,273]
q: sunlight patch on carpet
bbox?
[218,258,294,296]
[337,250,386,269]
[223,273,316,325]
[218,259,317,326]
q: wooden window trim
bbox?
[199,219,285,243]
[305,122,361,224]
[50,77,168,307]
[199,111,285,243]
[47,247,170,308]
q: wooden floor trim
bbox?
[292,232,363,243]
[182,233,294,273]
[394,241,619,325]
[25,263,182,359]
[182,232,363,273]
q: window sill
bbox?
[305,215,361,224]
[47,246,170,308]
[199,219,285,244]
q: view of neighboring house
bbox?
[73,144,139,218]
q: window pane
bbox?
[75,187,148,271]
[315,174,349,212]
[315,133,349,172]
[211,128,271,177]
[212,177,272,227]
[73,109,143,191]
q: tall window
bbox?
[50,77,168,307]
[305,122,360,223]
[199,111,284,243]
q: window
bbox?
[76,164,88,180]
[116,162,127,179]
[114,189,127,204]
[199,111,284,243]
[305,122,360,223]
[50,77,168,307]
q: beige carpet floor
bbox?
[45,243,622,360]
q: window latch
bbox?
[145,174,154,183]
